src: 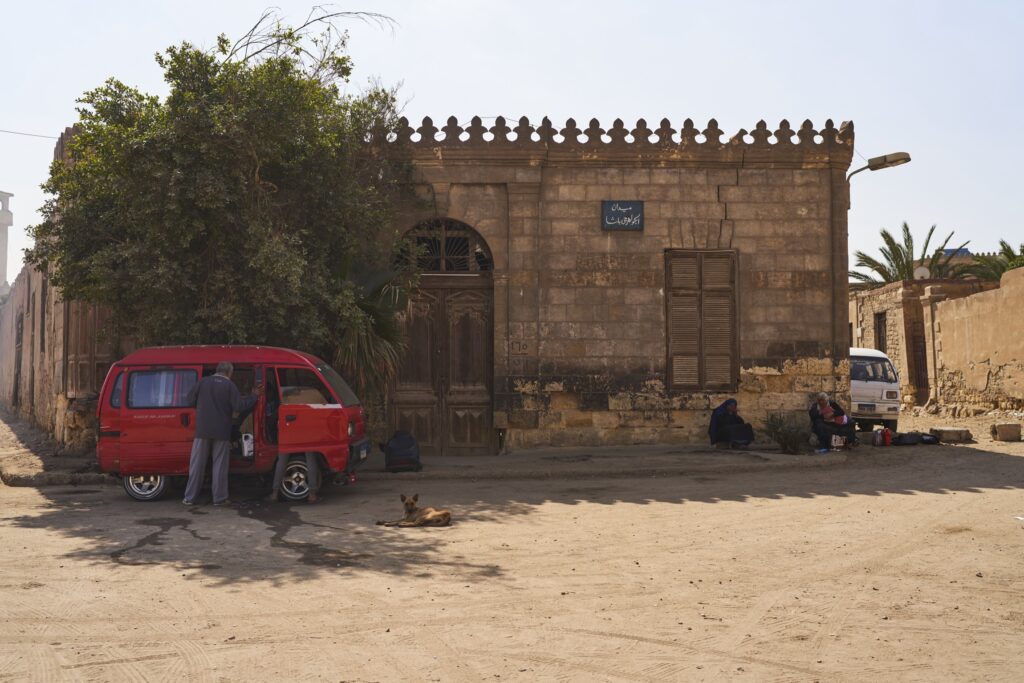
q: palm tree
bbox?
[332,265,411,398]
[965,240,1024,281]
[850,222,969,288]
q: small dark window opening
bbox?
[873,312,887,352]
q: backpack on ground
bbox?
[381,431,422,472]
[892,432,922,446]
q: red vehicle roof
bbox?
[115,345,325,367]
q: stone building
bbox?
[389,116,856,454]
[849,279,996,406]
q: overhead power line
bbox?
[0,128,59,140]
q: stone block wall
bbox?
[930,268,1024,412]
[400,116,855,448]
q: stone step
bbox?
[990,423,1022,442]
[929,427,974,443]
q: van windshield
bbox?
[316,364,361,406]
[851,357,898,383]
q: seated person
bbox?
[808,392,857,452]
[708,399,754,449]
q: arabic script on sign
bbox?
[602,200,644,231]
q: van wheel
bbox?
[279,457,312,501]
[123,474,167,501]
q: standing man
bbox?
[183,362,258,506]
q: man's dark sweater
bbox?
[186,374,258,441]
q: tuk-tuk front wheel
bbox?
[279,457,313,501]
[123,474,167,501]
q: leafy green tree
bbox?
[966,240,1024,281]
[849,222,969,287]
[26,10,417,396]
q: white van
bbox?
[849,347,901,431]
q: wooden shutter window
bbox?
[665,250,738,391]
[669,293,699,386]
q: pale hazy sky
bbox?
[2,0,1022,281]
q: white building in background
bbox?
[0,191,11,297]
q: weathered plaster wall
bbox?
[932,268,1024,411]
[0,265,63,442]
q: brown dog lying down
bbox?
[376,494,452,527]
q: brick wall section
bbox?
[929,269,1024,412]
[400,116,855,448]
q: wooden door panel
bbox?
[446,289,492,394]
[444,288,492,455]
[393,405,441,457]
[390,278,494,456]
[447,406,492,454]
[394,290,439,391]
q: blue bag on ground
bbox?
[382,431,422,472]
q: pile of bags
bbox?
[871,428,939,446]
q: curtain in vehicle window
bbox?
[127,369,197,409]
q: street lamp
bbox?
[847,152,911,179]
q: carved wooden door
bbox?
[390,276,493,456]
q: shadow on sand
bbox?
[5,441,1024,585]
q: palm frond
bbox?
[852,222,970,285]
[853,251,895,281]
[915,223,938,262]
[998,239,1023,261]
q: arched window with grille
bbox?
[406,219,493,273]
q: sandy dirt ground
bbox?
[1,420,1024,681]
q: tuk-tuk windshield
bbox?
[317,364,362,406]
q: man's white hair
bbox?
[816,392,829,401]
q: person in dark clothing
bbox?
[808,392,857,453]
[182,362,258,505]
[708,399,754,448]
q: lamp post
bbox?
[847,151,911,180]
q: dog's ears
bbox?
[412,494,419,503]
[400,494,407,503]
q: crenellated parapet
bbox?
[394,116,854,168]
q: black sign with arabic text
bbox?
[601,200,643,231]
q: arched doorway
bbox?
[390,219,495,456]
